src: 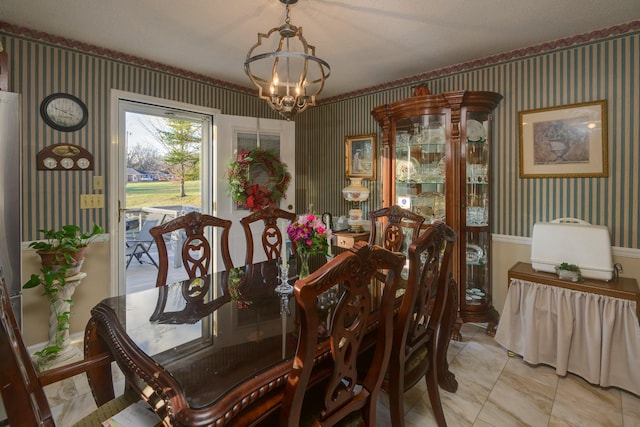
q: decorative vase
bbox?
[298,250,310,278]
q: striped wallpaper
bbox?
[296,26,640,249]
[0,30,278,241]
[1,22,639,249]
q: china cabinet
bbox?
[372,90,502,338]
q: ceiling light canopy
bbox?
[244,0,330,120]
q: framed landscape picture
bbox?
[519,100,608,178]
[345,133,376,179]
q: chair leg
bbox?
[363,397,377,427]
[387,361,405,427]
[437,279,458,393]
[426,342,447,427]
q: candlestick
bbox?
[280,219,288,268]
[275,261,293,297]
[281,311,287,358]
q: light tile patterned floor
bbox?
[46,323,640,426]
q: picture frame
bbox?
[519,100,608,178]
[345,133,376,179]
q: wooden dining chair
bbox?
[367,205,425,290]
[279,242,405,427]
[368,204,425,253]
[385,222,457,427]
[149,212,233,322]
[0,268,144,426]
[150,211,234,287]
[240,206,297,265]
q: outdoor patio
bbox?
[125,237,190,294]
[125,205,199,293]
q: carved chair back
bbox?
[239,206,296,265]
[280,242,405,427]
[150,211,234,287]
[386,222,457,427]
[368,205,425,253]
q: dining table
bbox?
[84,257,353,427]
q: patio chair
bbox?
[125,219,159,269]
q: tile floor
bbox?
[45,323,640,427]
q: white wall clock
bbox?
[40,93,89,132]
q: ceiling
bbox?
[2,0,639,99]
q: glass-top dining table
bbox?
[84,257,349,426]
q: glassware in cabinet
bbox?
[394,114,447,223]
[460,108,500,336]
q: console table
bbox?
[495,262,640,396]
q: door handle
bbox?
[118,200,127,223]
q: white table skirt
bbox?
[495,278,640,396]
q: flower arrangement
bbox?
[227,148,291,212]
[287,214,332,256]
[287,214,332,277]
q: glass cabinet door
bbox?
[462,110,492,312]
[394,113,447,224]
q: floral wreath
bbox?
[227,148,291,212]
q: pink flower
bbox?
[287,213,331,257]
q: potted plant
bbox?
[24,223,103,369]
[555,262,583,282]
[28,224,104,276]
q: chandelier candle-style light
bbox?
[244,0,330,120]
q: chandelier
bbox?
[244,0,330,120]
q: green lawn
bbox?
[126,180,201,208]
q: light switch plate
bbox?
[80,194,105,209]
[93,175,104,190]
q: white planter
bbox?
[555,267,580,282]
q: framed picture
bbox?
[345,133,376,179]
[519,100,608,178]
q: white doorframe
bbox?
[109,90,219,296]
